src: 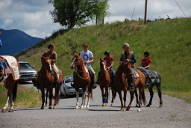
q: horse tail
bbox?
[12,81,18,102]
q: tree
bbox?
[50,0,108,29]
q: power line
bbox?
[173,0,187,17]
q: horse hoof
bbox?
[48,107,52,109]
[137,108,141,112]
[110,103,113,107]
[126,106,130,111]
[8,109,14,112]
[2,109,7,113]
[146,104,151,107]
[41,107,44,109]
[159,104,163,108]
[75,106,79,109]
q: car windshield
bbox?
[20,63,33,70]
[65,77,73,83]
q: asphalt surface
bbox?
[0,84,191,128]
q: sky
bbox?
[0,0,190,38]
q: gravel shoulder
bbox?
[0,88,191,128]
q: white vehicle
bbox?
[60,76,83,97]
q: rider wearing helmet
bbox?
[120,43,136,91]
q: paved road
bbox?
[0,87,191,128]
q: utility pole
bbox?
[144,0,148,24]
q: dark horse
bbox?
[37,57,64,109]
[0,56,18,112]
[122,61,146,111]
[71,53,92,109]
[97,58,111,106]
[113,62,146,111]
[139,68,163,107]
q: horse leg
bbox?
[156,83,163,107]
[123,91,127,111]
[127,91,135,111]
[41,88,45,109]
[86,92,90,109]
[135,89,139,107]
[118,91,123,111]
[2,96,9,112]
[105,87,109,106]
[48,88,53,109]
[81,89,86,109]
[53,84,60,109]
[76,89,80,109]
[9,81,17,112]
[111,89,116,106]
[146,87,154,107]
[100,87,104,106]
[45,89,48,107]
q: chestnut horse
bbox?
[97,58,111,106]
[0,56,18,112]
[37,57,64,109]
[112,62,143,111]
[71,53,92,109]
[122,61,146,111]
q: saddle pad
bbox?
[1,56,20,80]
[135,71,140,78]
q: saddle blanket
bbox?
[0,56,20,80]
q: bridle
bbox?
[72,56,89,80]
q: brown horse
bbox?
[0,57,18,112]
[112,62,141,111]
[97,58,111,106]
[37,57,64,109]
[71,53,92,109]
[122,61,146,111]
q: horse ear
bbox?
[78,53,81,56]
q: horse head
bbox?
[41,57,52,72]
[100,58,106,70]
[72,53,84,71]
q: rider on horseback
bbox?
[80,43,97,88]
[42,44,59,81]
[120,43,136,91]
[103,51,115,83]
[140,51,153,87]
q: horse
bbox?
[97,58,111,106]
[122,60,146,111]
[112,62,140,111]
[71,53,92,109]
[0,56,19,112]
[37,57,64,109]
[139,68,163,107]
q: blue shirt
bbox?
[80,50,93,66]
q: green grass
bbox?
[19,18,191,103]
[0,85,41,108]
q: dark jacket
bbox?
[120,51,136,64]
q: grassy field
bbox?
[19,18,191,103]
[0,84,41,108]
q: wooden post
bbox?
[144,0,148,24]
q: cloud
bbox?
[0,0,190,38]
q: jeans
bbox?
[87,66,96,84]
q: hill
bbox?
[0,29,43,55]
[19,18,191,102]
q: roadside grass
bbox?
[0,85,41,109]
[19,18,191,103]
